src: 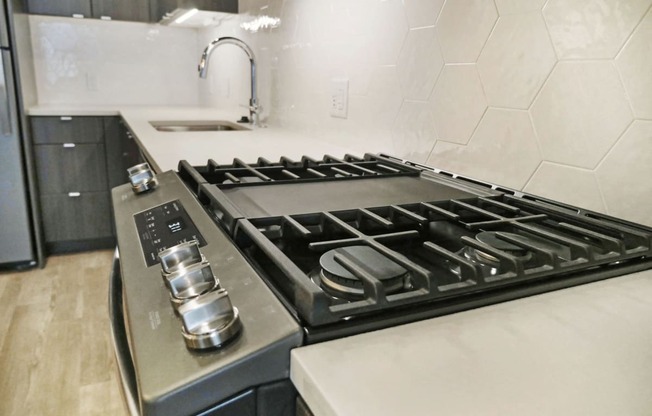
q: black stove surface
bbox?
[178,154,652,343]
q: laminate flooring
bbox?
[0,250,127,416]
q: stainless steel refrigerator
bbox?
[0,0,43,268]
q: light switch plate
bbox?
[330,78,349,119]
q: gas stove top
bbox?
[111,153,652,416]
[179,153,652,342]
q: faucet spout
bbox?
[198,37,260,126]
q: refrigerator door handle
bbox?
[0,50,13,136]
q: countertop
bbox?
[291,269,652,416]
[28,105,361,172]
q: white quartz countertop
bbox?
[291,270,652,416]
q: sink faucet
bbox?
[198,37,260,127]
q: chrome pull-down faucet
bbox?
[198,37,260,127]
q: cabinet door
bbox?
[40,192,112,242]
[26,0,92,17]
[31,116,103,144]
[91,0,151,22]
[34,144,108,194]
[104,117,143,189]
[193,0,238,13]
[150,0,237,21]
[150,0,176,21]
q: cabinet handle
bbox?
[63,143,76,148]
[60,116,72,121]
[68,192,81,198]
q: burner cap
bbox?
[318,246,408,299]
[475,231,527,255]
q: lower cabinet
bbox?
[40,192,113,242]
[31,115,142,254]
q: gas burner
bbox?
[452,231,534,277]
[312,245,409,300]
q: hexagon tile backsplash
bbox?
[205,0,651,225]
[28,0,652,226]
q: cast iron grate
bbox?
[234,193,652,332]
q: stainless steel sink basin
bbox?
[149,120,250,132]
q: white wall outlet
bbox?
[330,78,349,119]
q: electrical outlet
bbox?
[330,78,349,119]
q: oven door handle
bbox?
[108,247,141,416]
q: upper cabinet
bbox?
[91,0,151,22]
[26,0,92,18]
[150,0,238,22]
[25,0,238,23]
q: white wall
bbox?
[29,15,200,106]
[198,0,652,227]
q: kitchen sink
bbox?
[149,120,250,132]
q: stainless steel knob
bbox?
[128,162,158,194]
[165,261,220,308]
[178,289,242,350]
[159,240,204,275]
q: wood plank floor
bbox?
[0,250,127,416]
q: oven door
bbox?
[108,248,141,416]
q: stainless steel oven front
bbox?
[108,169,302,416]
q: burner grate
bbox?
[234,194,652,331]
[178,153,420,190]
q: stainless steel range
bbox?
[109,154,652,416]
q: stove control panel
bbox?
[158,240,242,350]
[134,200,206,267]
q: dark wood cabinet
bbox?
[30,115,141,254]
[31,116,103,144]
[34,143,108,194]
[25,0,92,17]
[104,117,142,189]
[27,0,238,22]
[40,192,112,242]
[91,0,151,22]
[150,0,238,22]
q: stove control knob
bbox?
[159,240,204,275]
[178,289,242,350]
[165,261,220,309]
[128,162,158,194]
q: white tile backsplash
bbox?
[428,108,542,189]
[596,121,652,226]
[29,15,199,106]
[530,61,633,169]
[436,0,498,63]
[430,64,487,144]
[477,13,556,109]
[524,162,607,213]
[615,8,652,119]
[543,0,652,59]
[396,27,444,101]
[26,0,652,226]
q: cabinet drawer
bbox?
[31,116,104,144]
[40,192,112,242]
[35,143,108,194]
